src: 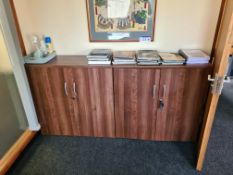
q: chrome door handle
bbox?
[163,85,167,97]
[64,82,68,97]
[153,85,157,99]
[72,82,77,99]
[208,75,215,82]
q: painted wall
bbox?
[14,0,222,55]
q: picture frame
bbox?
[86,0,157,42]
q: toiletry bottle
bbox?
[44,36,54,54]
[32,35,43,58]
[40,39,48,56]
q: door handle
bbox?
[72,82,77,99]
[159,99,164,109]
[208,75,232,95]
[163,85,167,97]
[152,85,157,99]
[64,82,68,97]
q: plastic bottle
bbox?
[44,36,54,54]
[40,39,48,56]
[32,35,43,58]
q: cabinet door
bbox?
[87,68,115,137]
[63,67,115,138]
[26,66,74,135]
[114,68,160,140]
[155,68,210,141]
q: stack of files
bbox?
[159,52,186,65]
[137,50,161,65]
[112,51,137,65]
[179,49,210,64]
[87,49,112,65]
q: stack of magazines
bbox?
[159,52,186,65]
[112,51,137,65]
[179,49,210,64]
[87,49,112,65]
[137,50,161,65]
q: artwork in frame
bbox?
[86,0,157,42]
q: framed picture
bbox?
[86,0,157,42]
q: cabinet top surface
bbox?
[25,55,212,69]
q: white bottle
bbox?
[32,35,43,58]
[40,39,48,56]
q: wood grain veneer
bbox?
[26,65,115,137]
[114,68,160,140]
[155,68,211,141]
[9,0,27,56]
[26,66,74,135]
[70,67,115,137]
[27,55,212,69]
[26,55,212,141]
[114,68,211,141]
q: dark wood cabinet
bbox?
[26,66,74,135]
[114,68,210,141]
[26,56,211,141]
[86,68,115,137]
[27,66,115,137]
[71,68,115,138]
[114,68,160,140]
[155,68,210,141]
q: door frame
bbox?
[0,0,40,131]
[197,0,233,171]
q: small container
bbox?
[40,39,48,56]
[32,35,43,58]
[44,36,54,54]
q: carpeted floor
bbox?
[7,83,233,175]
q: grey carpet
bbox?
[7,83,233,175]
[202,82,233,174]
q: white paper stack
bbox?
[179,49,210,64]
[137,50,161,65]
[159,52,185,65]
[112,51,137,65]
[87,49,112,65]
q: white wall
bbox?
[14,0,222,55]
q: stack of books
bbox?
[159,52,186,65]
[179,49,210,64]
[137,50,161,65]
[112,51,137,65]
[87,49,112,65]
